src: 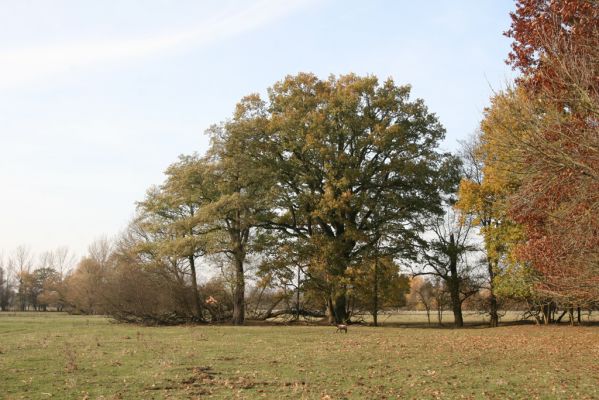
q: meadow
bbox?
[1,313,598,399]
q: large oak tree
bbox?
[230,73,459,323]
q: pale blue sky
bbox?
[0,0,515,259]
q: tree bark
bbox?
[373,257,379,327]
[448,233,464,328]
[542,303,553,325]
[487,260,499,327]
[449,283,463,328]
[326,296,335,324]
[332,292,347,324]
[295,265,301,321]
[188,255,203,320]
[556,309,568,323]
[231,253,245,325]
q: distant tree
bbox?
[348,255,409,326]
[11,246,33,311]
[407,276,434,325]
[64,239,113,314]
[415,209,480,327]
[0,266,5,310]
[0,260,14,311]
[52,246,76,280]
[431,277,451,326]
[64,260,101,314]
[31,267,60,311]
[46,247,76,311]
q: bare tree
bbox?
[407,276,435,325]
[11,245,33,311]
[52,247,76,279]
[415,209,481,327]
[87,237,112,269]
[0,253,14,311]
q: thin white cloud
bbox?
[0,0,313,89]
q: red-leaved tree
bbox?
[504,0,598,305]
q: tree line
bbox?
[2,0,596,327]
[457,0,598,325]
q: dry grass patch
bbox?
[0,313,597,399]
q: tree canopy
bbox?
[233,73,460,322]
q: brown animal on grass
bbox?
[335,324,348,333]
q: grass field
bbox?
[1,313,598,399]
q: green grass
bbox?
[1,313,598,399]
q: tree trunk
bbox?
[448,233,463,328]
[18,282,26,311]
[295,265,301,321]
[372,257,379,327]
[449,285,463,328]
[556,309,568,323]
[231,253,245,325]
[326,296,335,324]
[488,294,499,327]
[542,303,553,325]
[568,307,574,326]
[332,292,347,324]
[487,260,499,327]
[188,255,203,320]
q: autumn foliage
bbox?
[489,0,599,304]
